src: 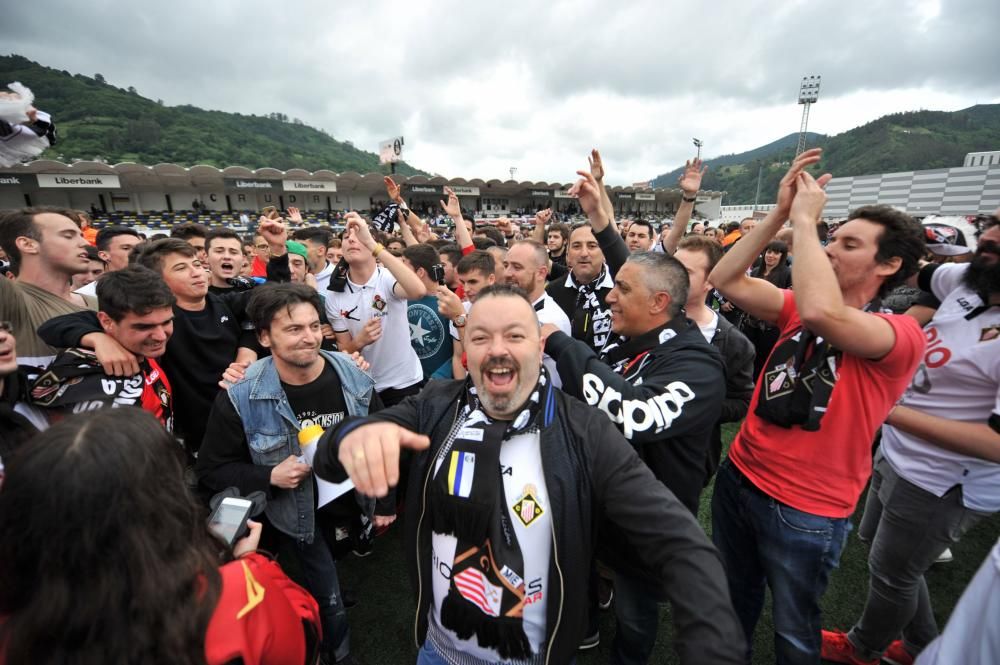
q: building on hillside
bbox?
[964,151,1000,167]
[719,204,776,224]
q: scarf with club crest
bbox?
[429,368,550,660]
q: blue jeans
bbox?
[711,460,851,665]
[292,535,350,661]
[416,639,573,665]
[416,640,450,665]
[610,570,664,665]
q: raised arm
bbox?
[530,208,552,244]
[385,176,428,241]
[345,212,426,300]
[398,210,419,247]
[662,158,706,255]
[709,149,826,324]
[441,186,474,251]
[589,149,618,233]
[788,171,903,358]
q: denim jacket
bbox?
[227,350,375,542]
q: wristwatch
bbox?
[453,315,467,328]
[682,194,697,203]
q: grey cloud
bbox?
[1,0,997,183]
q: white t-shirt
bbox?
[916,538,1000,664]
[696,310,720,343]
[325,266,422,392]
[314,261,334,293]
[429,422,551,663]
[533,293,571,389]
[881,263,1000,511]
[74,280,97,298]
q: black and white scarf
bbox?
[570,265,614,351]
[573,264,610,313]
[370,202,400,234]
[430,370,550,660]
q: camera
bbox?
[430,263,446,285]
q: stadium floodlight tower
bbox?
[795,75,821,156]
[693,138,703,159]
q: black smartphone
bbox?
[208,496,254,547]
[430,263,446,285]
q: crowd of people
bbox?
[0,141,998,665]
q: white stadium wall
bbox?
[824,164,1000,219]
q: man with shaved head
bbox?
[312,283,744,665]
[502,239,571,385]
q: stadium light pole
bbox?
[796,75,821,156]
[693,138,703,160]
[509,166,518,181]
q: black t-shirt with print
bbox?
[281,360,348,429]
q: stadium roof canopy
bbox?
[3,160,724,199]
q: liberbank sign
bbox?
[37,174,121,189]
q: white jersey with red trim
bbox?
[882,263,1000,511]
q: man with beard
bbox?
[502,240,571,386]
[821,214,1000,665]
[546,221,570,267]
[310,284,744,665]
[196,283,378,665]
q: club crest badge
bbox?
[979,324,1000,342]
[372,294,387,312]
[512,485,544,527]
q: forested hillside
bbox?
[652,105,1000,203]
[0,54,423,174]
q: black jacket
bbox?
[706,314,755,480]
[313,379,744,665]
[545,318,726,514]
[545,224,629,353]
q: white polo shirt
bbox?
[325,266,423,392]
[881,263,1000,511]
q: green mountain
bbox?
[653,132,827,185]
[652,105,1000,204]
[0,54,424,175]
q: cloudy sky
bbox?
[3,0,999,184]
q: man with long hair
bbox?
[197,282,379,665]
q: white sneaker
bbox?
[934,547,953,564]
